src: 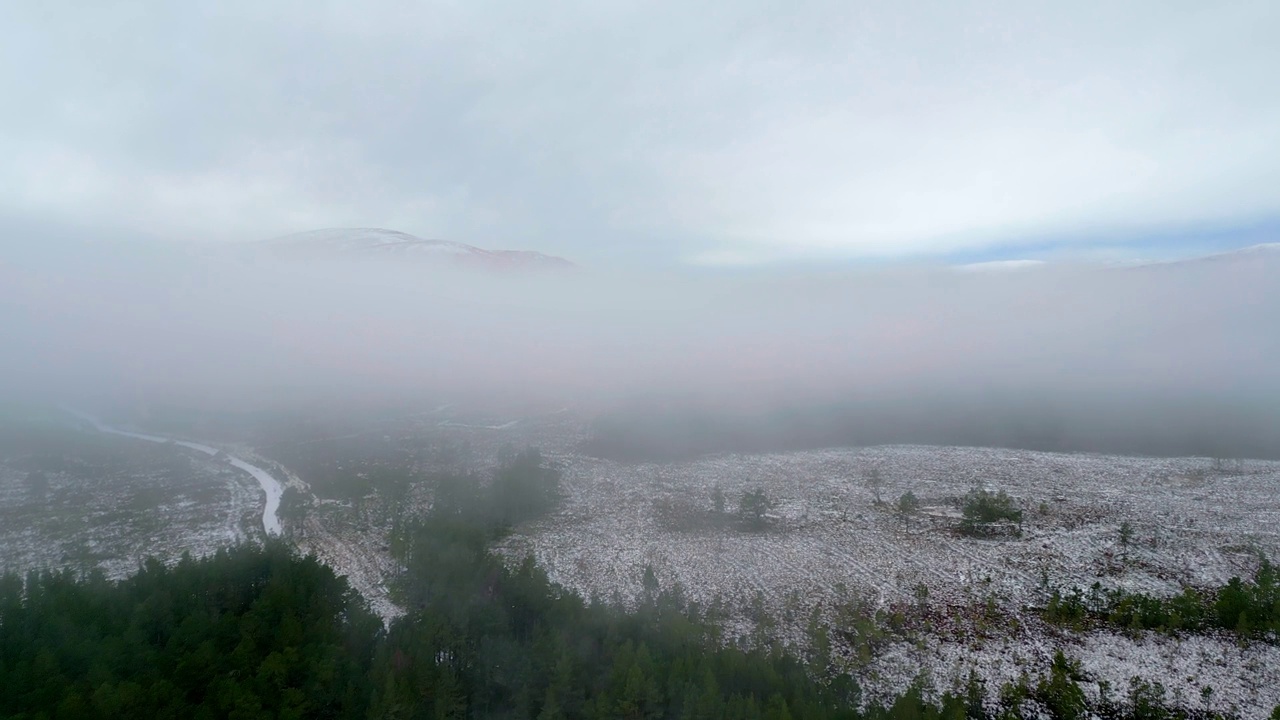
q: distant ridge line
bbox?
[260,227,575,270]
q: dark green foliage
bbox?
[897,491,920,515]
[380,461,855,720]
[1124,677,1177,720]
[0,542,379,719]
[651,484,746,534]
[738,487,774,530]
[1214,559,1280,636]
[830,588,888,669]
[1033,651,1087,720]
[897,492,920,530]
[488,448,562,528]
[277,485,311,526]
[1119,522,1134,548]
[1043,559,1280,639]
[411,449,560,535]
[958,489,1022,537]
[711,485,727,515]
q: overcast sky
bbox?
[2,1,1278,266]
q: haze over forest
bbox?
[4,232,1279,460]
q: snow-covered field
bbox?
[494,445,1280,716]
[503,447,1280,608]
[0,430,263,579]
[7,407,1279,714]
[69,409,285,536]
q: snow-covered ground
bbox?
[9,406,1278,713]
[501,447,1279,610]
[0,430,261,579]
[493,445,1280,716]
[69,409,284,535]
[859,629,1280,717]
[226,456,283,535]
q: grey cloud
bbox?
[3,2,1278,264]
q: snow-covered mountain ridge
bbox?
[260,228,574,271]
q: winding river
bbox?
[67,409,283,536]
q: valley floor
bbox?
[495,445,1280,716]
[5,410,1279,715]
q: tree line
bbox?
[1044,559,1280,639]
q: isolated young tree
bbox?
[640,564,660,604]
[896,491,920,529]
[1035,650,1087,720]
[711,484,726,515]
[912,582,929,610]
[897,491,920,515]
[738,488,773,530]
[864,466,884,505]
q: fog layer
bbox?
[4,237,1278,458]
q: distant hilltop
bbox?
[258,228,575,271]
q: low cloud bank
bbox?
[4,237,1278,457]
